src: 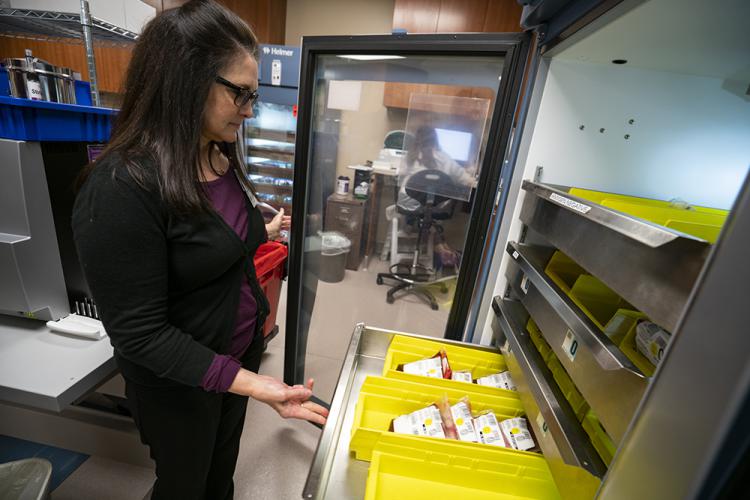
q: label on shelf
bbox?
[550,193,592,214]
[520,275,530,294]
[562,330,579,362]
[512,251,519,259]
[535,413,549,436]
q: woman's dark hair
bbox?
[87,0,258,213]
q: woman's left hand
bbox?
[266,208,291,240]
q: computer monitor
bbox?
[435,128,473,162]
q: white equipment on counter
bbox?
[46,313,107,340]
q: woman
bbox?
[397,125,476,211]
[72,2,327,499]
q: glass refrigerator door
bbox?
[285,34,531,390]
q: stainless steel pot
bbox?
[2,50,77,104]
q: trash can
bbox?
[0,458,52,500]
[319,231,351,283]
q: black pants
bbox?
[125,333,264,500]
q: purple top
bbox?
[200,170,258,393]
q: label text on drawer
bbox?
[520,275,529,294]
[562,329,579,362]
[550,193,592,214]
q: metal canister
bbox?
[2,50,77,104]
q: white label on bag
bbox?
[450,402,479,442]
[476,371,517,391]
[501,418,536,451]
[474,413,505,447]
[550,193,592,214]
[562,330,579,362]
[451,371,473,383]
[402,357,443,378]
[393,406,445,438]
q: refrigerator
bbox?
[284,0,750,498]
[244,44,301,214]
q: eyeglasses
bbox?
[215,76,259,107]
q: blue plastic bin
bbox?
[0,95,114,142]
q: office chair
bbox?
[376,169,457,310]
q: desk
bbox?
[0,316,116,412]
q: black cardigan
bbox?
[72,155,269,388]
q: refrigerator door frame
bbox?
[284,32,533,386]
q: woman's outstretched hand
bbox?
[265,208,291,241]
[230,370,328,425]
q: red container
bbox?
[253,241,288,340]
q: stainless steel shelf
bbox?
[492,297,607,483]
[0,8,137,46]
[520,181,711,331]
[506,241,648,444]
[248,162,294,179]
[246,137,295,155]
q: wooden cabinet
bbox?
[385,0,523,109]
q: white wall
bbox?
[9,0,156,33]
[523,59,750,210]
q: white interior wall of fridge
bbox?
[476,0,750,345]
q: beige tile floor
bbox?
[51,257,452,499]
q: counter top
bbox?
[0,315,116,412]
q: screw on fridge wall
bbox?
[624,134,631,140]
[628,119,635,124]
[579,125,585,130]
[599,128,605,133]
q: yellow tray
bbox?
[365,434,562,500]
[569,187,728,243]
[547,358,589,422]
[581,408,616,466]
[526,319,556,365]
[383,335,507,387]
[351,376,525,461]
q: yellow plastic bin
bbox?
[350,376,525,461]
[382,335,508,387]
[545,252,634,332]
[364,434,562,500]
[568,187,728,243]
[526,319,556,365]
[602,309,646,346]
[547,358,589,422]
[581,408,616,466]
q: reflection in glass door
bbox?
[285,35,531,392]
